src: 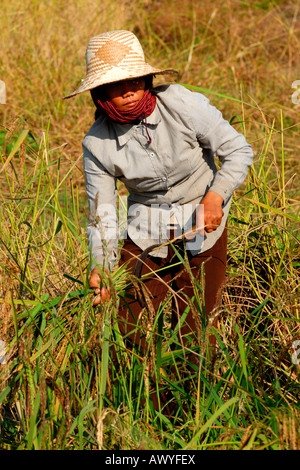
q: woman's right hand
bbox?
[89,267,111,306]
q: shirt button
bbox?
[162,177,167,181]
[150,152,155,158]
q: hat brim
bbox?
[63,66,178,99]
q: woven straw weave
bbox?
[64,30,176,99]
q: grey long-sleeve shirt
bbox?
[82,84,253,270]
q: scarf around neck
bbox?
[96,89,157,125]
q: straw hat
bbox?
[63,30,177,99]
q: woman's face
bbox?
[104,77,145,110]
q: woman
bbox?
[64,29,253,375]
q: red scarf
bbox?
[96,89,157,124]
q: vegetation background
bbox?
[0,0,299,450]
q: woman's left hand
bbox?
[197,191,224,234]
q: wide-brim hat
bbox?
[63,30,177,99]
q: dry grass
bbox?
[0,0,299,450]
[1,1,299,153]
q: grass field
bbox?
[0,0,299,450]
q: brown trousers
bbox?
[115,228,227,414]
[118,226,227,352]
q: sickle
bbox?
[133,225,200,307]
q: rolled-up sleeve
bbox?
[188,92,254,204]
[83,145,118,271]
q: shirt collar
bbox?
[113,104,161,147]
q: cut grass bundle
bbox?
[0,106,299,449]
[0,0,299,451]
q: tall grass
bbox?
[0,0,299,450]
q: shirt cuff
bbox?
[207,181,233,206]
[90,249,118,272]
